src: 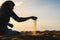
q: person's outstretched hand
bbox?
[29,16,37,20]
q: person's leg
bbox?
[4,29,20,35]
[0,24,8,35]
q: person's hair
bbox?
[1,1,15,8]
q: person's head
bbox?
[1,1,15,9]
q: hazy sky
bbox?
[0,0,60,31]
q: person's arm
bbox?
[11,11,31,22]
[11,11,37,22]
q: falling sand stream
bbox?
[32,20,37,36]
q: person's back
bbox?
[0,8,9,34]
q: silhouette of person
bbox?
[0,1,37,35]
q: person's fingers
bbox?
[29,16,37,20]
[31,16,37,20]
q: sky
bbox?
[0,0,60,31]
